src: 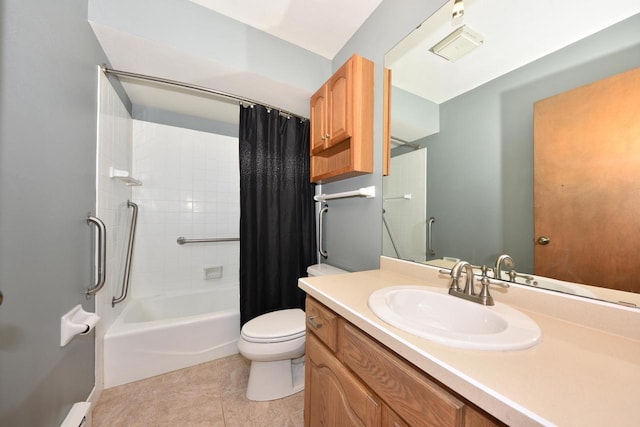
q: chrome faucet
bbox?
[447,261,509,306]
[494,254,515,280]
[449,261,475,296]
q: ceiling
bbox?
[94,0,640,128]
[386,0,640,104]
[188,0,384,59]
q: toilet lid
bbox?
[241,308,306,343]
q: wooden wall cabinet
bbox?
[304,297,506,427]
[310,54,374,183]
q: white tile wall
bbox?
[131,120,239,297]
[95,71,134,390]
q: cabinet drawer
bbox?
[305,297,338,352]
[341,322,465,427]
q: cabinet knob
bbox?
[325,133,330,139]
[320,135,326,140]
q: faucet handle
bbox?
[508,270,535,284]
[439,268,463,292]
[478,266,509,306]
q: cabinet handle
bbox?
[307,315,323,329]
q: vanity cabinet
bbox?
[309,54,374,183]
[304,296,506,427]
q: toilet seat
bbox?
[241,308,305,343]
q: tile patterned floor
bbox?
[92,354,304,427]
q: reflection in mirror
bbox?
[384,0,640,307]
[382,148,427,262]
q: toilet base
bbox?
[246,356,305,401]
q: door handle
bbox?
[537,236,551,245]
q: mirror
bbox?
[383,0,640,307]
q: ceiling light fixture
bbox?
[430,25,484,62]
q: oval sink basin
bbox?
[368,286,541,351]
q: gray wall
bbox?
[0,1,113,425]
[419,13,640,273]
[319,0,448,272]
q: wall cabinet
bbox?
[310,54,374,183]
[304,297,506,427]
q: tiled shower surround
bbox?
[131,120,240,297]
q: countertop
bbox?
[298,257,640,426]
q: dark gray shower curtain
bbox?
[239,104,316,325]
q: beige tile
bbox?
[93,354,303,427]
[217,353,251,396]
[221,388,304,427]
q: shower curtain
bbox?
[239,104,316,325]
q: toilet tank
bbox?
[306,263,348,277]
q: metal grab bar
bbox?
[382,209,402,259]
[318,204,328,258]
[86,215,107,296]
[177,236,239,245]
[112,201,139,307]
[427,217,436,257]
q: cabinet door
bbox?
[326,59,352,148]
[305,333,381,427]
[342,323,465,427]
[310,87,328,155]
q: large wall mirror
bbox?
[384,0,640,307]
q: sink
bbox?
[368,286,541,351]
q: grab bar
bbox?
[382,209,402,259]
[86,215,107,296]
[313,186,375,202]
[427,217,436,257]
[318,204,328,258]
[112,201,139,306]
[177,237,239,245]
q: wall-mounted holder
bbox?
[313,185,376,202]
[60,304,100,347]
[109,167,142,186]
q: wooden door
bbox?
[534,66,640,292]
[310,86,328,155]
[305,334,381,427]
[327,58,352,148]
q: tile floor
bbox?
[92,354,304,427]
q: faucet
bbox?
[494,254,515,280]
[449,261,475,296]
[447,262,509,306]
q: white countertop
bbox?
[298,257,640,426]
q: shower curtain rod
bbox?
[101,66,307,121]
[391,137,421,150]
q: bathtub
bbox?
[104,286,240,388]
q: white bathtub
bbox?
[104,286,240,388]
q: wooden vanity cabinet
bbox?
[310,54,374,183]
[304,296,506,427]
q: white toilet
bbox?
[237,262,347,401]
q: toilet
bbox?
[237,262,347,401]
